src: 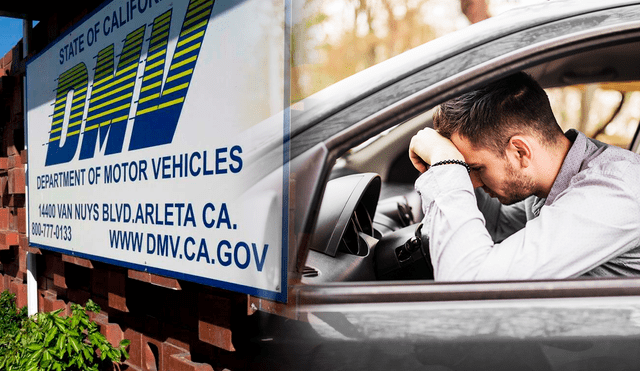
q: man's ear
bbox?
[507,136,532,168]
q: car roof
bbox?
[291,0,640,138]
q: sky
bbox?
[0,17,24,59]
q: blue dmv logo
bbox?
[45,0,215,166]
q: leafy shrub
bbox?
[0,291,28,357]
[0,293,130,371]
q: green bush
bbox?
[0,291,28,358]
[0,291,129,371]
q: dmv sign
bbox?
[27,0,288,301]
[46,1,209,165]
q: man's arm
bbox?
[417,166,640,280]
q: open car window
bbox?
[548,83,640,149]
[295,5,640,288]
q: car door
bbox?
[240,3,640,370]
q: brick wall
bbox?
[0,6,253,371]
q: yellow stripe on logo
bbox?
[72,94,87,104]
[148,40,168,54]
[140,81,162,93]
[115,63,139,77]
[84,123,99,132]
[147,49,166,63]
[88,93,133,113]
[186,1,213,20]
[177,31,205,48]
[142,70,164,82]
[173,43,201,60]
[180,20,207,38]
[91,72,137,95]
[170,55,197,71]
[166,68,193,83]
[90,82,136,104]
[162,82,189,96]
[150,29,170,46]
[145,59,165,72]
[158,97,185,109]
[138,93,160,104]
[136,106,158,116]
[86,103,130,122]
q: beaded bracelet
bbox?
[430,159,471,174]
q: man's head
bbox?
[433,72,569,204]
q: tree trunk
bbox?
[461,0,490,24]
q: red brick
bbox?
[61,254,93,268]
[41,291,68,315]
[1,275,8,293]
[167,351,213,371]
[10,279,27,309]
[16,207,26,233]
[127,269,151,283]
[162,323,192,351]
[197,294,234,351]
[102,321,124,348]
[0,208,9,230]
[93,313,124,347]
[6,144,17,157]
[107,270,128,312]
[52,298,68,315]
[21,235,41,256]
[123,329,142,369]
[8,154,23,169]
[143,335,164,371]
[0,175,8,198]
[8,168,24,195]
[53,271,67,289]
[43,254,67,289]
[0,231,19,247]
[150,274,181,290]
[198,320,234,352]
[20,150,26,166]
[2,54,10,69]
[18,248,26,274]
[40,291,55,313]
[44,253,63,280]
[0,157,8,171]
[25,245,41,254]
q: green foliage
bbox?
[0,291,28,356]
[0,292,129,371]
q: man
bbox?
[409,72,640,281]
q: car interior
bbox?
[301,36,640,286]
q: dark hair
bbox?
[433,72,564,155]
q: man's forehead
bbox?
[451,132,497,163]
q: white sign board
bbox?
[26,0,288,302]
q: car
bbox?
[231,1,640,370]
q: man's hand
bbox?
[409,128,465,173]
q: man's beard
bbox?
[498,160,536,205]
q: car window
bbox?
[547,83,640,149]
